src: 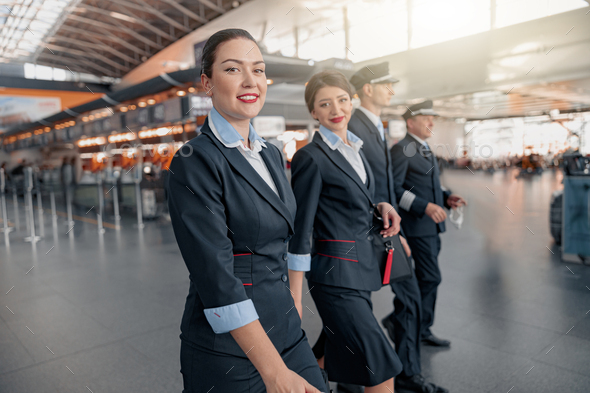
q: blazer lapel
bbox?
[313,132,374,204]
[260,147,297,222]
[406,133,432,163]
[355,110,385,149]
[360,150,375,197]
[201,121,295,232]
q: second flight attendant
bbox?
[288,70,403,393]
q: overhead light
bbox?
[108,132,136,143]
[138,102,147,107]
[89,115,95,120]
[147,99,156,105]
[82,116,89,122]
[266,79,274,85]
[188,87,196,93]
[78,137,107,147]
[129,104,137,110]
[176,91,186,96]
[138,126,183,139]
[120,107,128,112]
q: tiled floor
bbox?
[1,168,588,392]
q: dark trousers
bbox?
[405,235,442,338]
[387,272,422,377]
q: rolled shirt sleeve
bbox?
[204,299,259,334]
[287,253,311,271]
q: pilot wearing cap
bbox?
[341,63,448,393]
[390,100,467,350]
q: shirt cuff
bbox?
[287,253,311,271]
[204,299,259,334]
[399,190,416,211]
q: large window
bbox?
[495,0,588,28]
[261,0,588,62]
[347,0,408,62]
[298,13,347,61]
[410,0,491,49]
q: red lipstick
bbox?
[237,93,259,103]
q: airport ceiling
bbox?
[1,0,589,122]
[379,77,590,121]
[0,0,251,78]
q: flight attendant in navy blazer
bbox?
[288,70,403,392]
[166,29,324,393]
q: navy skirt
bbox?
[180,330,326,392]
[309,281,403,386]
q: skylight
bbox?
[0,0,77,61]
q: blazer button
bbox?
[282,253,288,261]
[367,235,374,241]
[369,208,374,214]
[281,274,288,282]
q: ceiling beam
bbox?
[160,0,208,24]
[37,53,117,77]
[197,0,227,14]
[110,0,190,33]
[58,24,151,57]
[79,4,176,41]
[49,35,139,65]
[45,43,129,71]
[66,14,163,50]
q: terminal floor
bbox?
[1,168,589,393]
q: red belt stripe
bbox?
[316,253,358,262]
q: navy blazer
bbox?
[289,131,385,291]
[348,109,396,208]
[390,133,451,237]
[166,118,303,358]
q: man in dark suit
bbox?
[390,100,467,349]
[347,64,448,393]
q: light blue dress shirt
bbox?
[356,106,385,141]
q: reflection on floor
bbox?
[1,168,589,393]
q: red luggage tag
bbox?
[382,241,394,285]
